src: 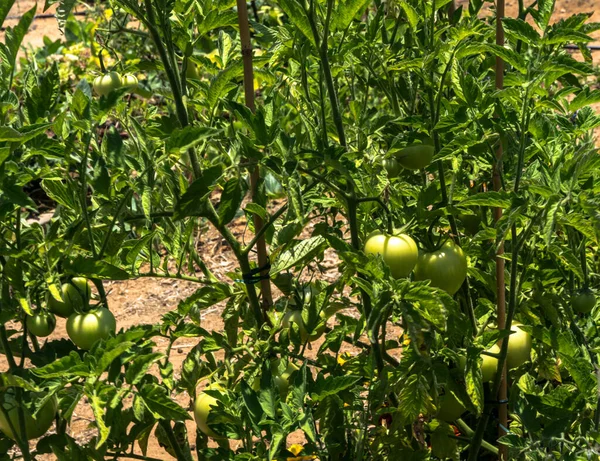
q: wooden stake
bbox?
[494,0,507,459]
[236,0,273,310]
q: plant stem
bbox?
[306,0,347,147]
[158,420,189,461]
[143,0,201,179]
[236,0,273,310]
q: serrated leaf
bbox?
[90,389,111,448]
[126,353,164,386]
[165,126,218,153]
[278,0,315,47]
[311,376,361,402]
[174,166,223,219]
[139,384,191,421]
[502,18,540,44]
[332,0,370,31]
[64,257,130,280]
[459,191,511,209]
[142,187,152,219]
[94,341,134,376]
[31,352,89,378]
[272,235,326,273]
[218,177,245,225]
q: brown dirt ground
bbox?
[2,0,600,459]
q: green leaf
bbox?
[311,376,361,402]
[218,177,246,225]
[569,88,600,112]
[64,257,131,280]
[207,62,244,110]
[2,5,35,71]
[459,191,511,209]
[398,0,420,29]
[332,0,370,31]
[397,374,435,424]
[272,235,327,273]
[94,341,135,376]
[56,0,78,30]
[126,353,165,386]
[89,389,110,449]
[139,384,191,421]
[197,10,238,39]
[486,44,527,74]
[464,347,484,415]
[31,352,89,378]
[0,0,16,25]
[174,166,223,219]
[165,126,218,153]
[278,0,315,47]
[502,18,540,44]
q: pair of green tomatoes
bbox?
[42,277,116,350]
[364,233,468,295]
[93,71,138,96]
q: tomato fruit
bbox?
[26,311,56,337]
[194,384,226,438]
[0,391,57,441]
[273,361,299,395]
[47,278,91,318]
[364,233,418,279]
[121,73,138,89]
[505,323,531,370]
[383,158,401,177]
[458,344,499,383]
[93,72,123,96]
[481,344,500,383]
[572,289,596,314]
[395,141,434,170]
[436,391,465,422]
[186,62,200,80]
[66,307,116,350]
[414,241,467,295]
[282,309,325,342]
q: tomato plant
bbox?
[2,0,600,459]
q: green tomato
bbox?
[481,344,500,383]
[121,73,138,89]
[436,391,465,422]
[194,384,226,438]
[572,289,596,314]
[186,62,200,80]
[0,391,57,441]
[382,158,401,177]
[273,361,300,396]
[395,142,434,170]
[364,233,418,279]
[505,323,531,370]
[26,312,56,338]
[458,344,499,383]
[282,309,325,342]
[414,241,467,295]
[66,307,116,350]
[93,72,123,96]
[47,280,88,318]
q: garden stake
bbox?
[494,0,508,458]
[236,0,273,311]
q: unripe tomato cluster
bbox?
[92,71,139,96]
[32,277,117,350]
[364,233,467,296]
